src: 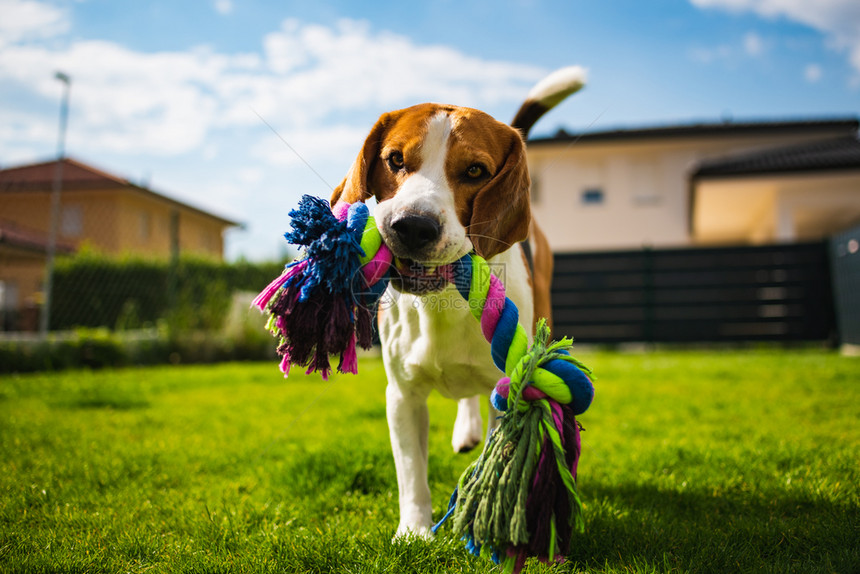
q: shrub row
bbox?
[50,251,286,332]
[0,252,290,373]
[0,327,278,374]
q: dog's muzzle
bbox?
[390,213,441,254]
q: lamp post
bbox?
[40,71,71,335]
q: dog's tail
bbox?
[511,66,587,138]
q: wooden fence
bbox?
[551,242,836,344]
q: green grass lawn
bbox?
[1,350,858,573]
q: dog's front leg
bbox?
[386,381,433,538]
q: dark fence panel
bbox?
[552,242,836,344]
[830,224,860,346]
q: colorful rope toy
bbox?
[254,194,595,573]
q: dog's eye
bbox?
[387,151,405,171]
[464,164,487,180]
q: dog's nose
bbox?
[390,214,441,252]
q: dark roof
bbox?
[0,220,75,255]
[0,157,240,227]
[527,118,859,146]
[0,157,127,190]
[694,136,860,178]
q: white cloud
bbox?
[214,0,233,15]
[248,18,544,125]
[804,63,823,82]
[0,2,550,261]
[689,36,765,65]
[250,123,370,176]
[0,0,68,47]
[689,0,860,72]
[0,10,546,162]
[689,30,768,65]
[689,43,734,64]
[743,31,765,56]
[238,167,263,184]
[0,41,230,154]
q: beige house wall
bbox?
[694,172,860,245]
[59,191,121,251]
[527,131,846,252]
[115,189,226,259]
[116,191,176,256]
[1,192,52,234]
[176,209,226,258]
[1,189,121,251]
[2,188,227,260]
[1,184,232,330]
[776,174,860,241]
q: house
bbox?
[526,118,860,345]
[526,118,860,252]
[0,157,239,330]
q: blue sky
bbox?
[2,0,858,261]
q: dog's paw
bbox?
[452,397,483,453]
[452,431,480,453]
[394,523,434,541]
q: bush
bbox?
[1,251,287,373]
[50,251,285,332]
[0,326,277,374]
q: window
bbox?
[581,188,604,205]
[60,204,83,237]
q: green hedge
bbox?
[0,253,293,373]
[0,327,278,374]
[50,252,286,332]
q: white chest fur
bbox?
[378,246,534,400]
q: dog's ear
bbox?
[467,130,531,260]
[330,113,392,206]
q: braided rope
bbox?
[334,202,594,416]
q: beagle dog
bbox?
[330,67,585,537]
